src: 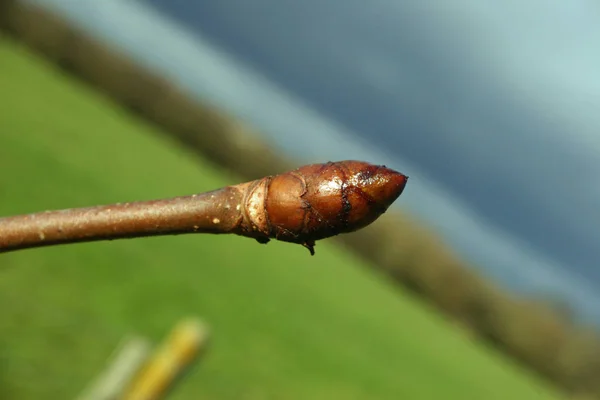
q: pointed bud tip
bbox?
[384,166,408,197]
[363,165,408,210]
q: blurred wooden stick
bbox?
[123,318,210,400]
[76,336,151,400]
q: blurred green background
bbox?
[0,31,564,400]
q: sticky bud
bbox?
[235,160,408,255]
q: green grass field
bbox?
[0,35,563,399]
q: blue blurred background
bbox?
[29,0,600,323]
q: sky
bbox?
[28,0,600,323]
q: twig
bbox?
[0,160,407,255]
[0,187,243,253]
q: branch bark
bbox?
[0,187,244,253]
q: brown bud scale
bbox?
[233,160,408,255]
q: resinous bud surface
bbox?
[246,160,407,255]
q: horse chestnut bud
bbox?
[238,160,408,255]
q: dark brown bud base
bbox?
[235,160,408,255]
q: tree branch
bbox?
[0,160,408,255]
